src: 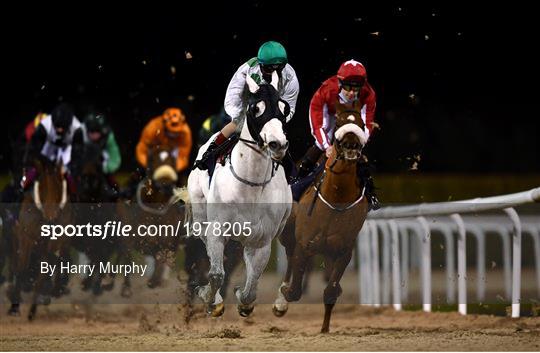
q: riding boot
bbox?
[282,152,297,184]
[194,132,240,174]
[193,132,227,171]
[293,145,324,182]
[357,162,381,211]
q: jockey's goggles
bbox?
[341,82,363,92]
[261,63,286,74]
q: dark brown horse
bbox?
[116,145,186,295]
[273,100,369,333]
[7,159,72,319]
[76,144,119,295]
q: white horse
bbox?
[187,71,292,316]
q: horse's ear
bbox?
[270,71,279,90]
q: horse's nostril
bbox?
[269,141,279,150]
[284,141,289,149]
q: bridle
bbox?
[307,115,366,214]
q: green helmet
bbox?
[257,41,288,65]
[85,113,109,135]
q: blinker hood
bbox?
[245,84,289,146]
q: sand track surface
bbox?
[1,303,540,351]
[1,270,539,351]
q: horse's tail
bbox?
[171,186,192,225]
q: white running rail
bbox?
[358,187,540,317]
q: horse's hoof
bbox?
[8,306,20,316]
[121,286,132,298]
[28,307,37,321]
[101,281,114,292]
[147,279,161,289]
[237,304,254,317]
[210,302,225,317]
[272,304,288,317]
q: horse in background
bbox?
[7,158,73,320]
[273,100,369,333]
[75,144,119,295]
[116,145,186,295]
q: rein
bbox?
[307,147,365,215]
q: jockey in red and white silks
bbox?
[295,59,380,210]
[309,59,376,152]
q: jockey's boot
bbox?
[295,158,315,181]
[282,152,297,184]
[293,145,324,183]
[105,174,120,200]
[193,141,218,171]
[193,132,236,171]
[357,162,381,211]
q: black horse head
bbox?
[245,71,290,146]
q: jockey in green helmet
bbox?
[193,40,299,171]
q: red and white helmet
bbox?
[337,59,367,84]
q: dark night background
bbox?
[1,2,538,175]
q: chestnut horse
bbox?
[273,100,369,333]
[7,158,72,320]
